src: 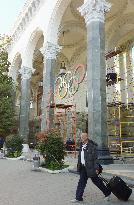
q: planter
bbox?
[39,166,70,174]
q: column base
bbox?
[22,144,30,153]
[98,147,113,165]
[21,144,32,160]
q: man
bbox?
[71,132,111,203]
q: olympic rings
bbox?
[55,64,86,99]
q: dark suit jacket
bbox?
[77,139,99,177]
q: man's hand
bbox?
[96,169,99,175]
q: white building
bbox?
[8,0,134,159]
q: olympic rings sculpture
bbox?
[55,64,86,99]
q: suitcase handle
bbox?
[99,174,109,185]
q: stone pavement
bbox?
[0,159,134,205]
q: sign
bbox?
[55,64,86,99]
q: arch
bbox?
[11,52,22,67]
[22,27,44,67]
[9,52,22,82]
[46,0,72,44]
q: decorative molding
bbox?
[40,42,61,59]
[78,0,111,25]
[8,0,42,51]
[19,66,35,79]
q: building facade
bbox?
[8,0,134,159]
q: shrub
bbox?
[36,131,48,157]
[5,134,23,158]
[36,129,65,170]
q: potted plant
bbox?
[36,128,68,171]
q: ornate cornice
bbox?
[78,0,111,25]
[40,42,61,60]
[8,0,42,51]
[19,66,35,79]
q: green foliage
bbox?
[45,162,68,171]
[36,132,47,156]
[36,129,65,170]
[0,34,15,136]
[5,134,23,158]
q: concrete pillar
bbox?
[19,66,34,143]
[78,0,113,164]
[126,48,134,104]
[119,53,127,104]
[40,42,61,131]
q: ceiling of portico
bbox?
[57,0,134,56]
[30,0,134,86]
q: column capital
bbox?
[19,66,35,79]
[78,0,111,25]
[40,42,61,59]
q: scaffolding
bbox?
[106,46,134,155]
[107,103,134,155]
[46,103,77,158]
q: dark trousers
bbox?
[76,166,111,201]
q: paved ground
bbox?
[0,159,134,205]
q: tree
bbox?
[0,34,15,137]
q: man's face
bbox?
[81,133,88,144]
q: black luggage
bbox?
[100,175,132,201]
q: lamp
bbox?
[59,61,66,76]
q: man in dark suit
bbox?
[71,132,111,203]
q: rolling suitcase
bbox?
[100,175,132,201]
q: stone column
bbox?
[78,0,113,164]
[40,42,61,131]
[19,66,34,144]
